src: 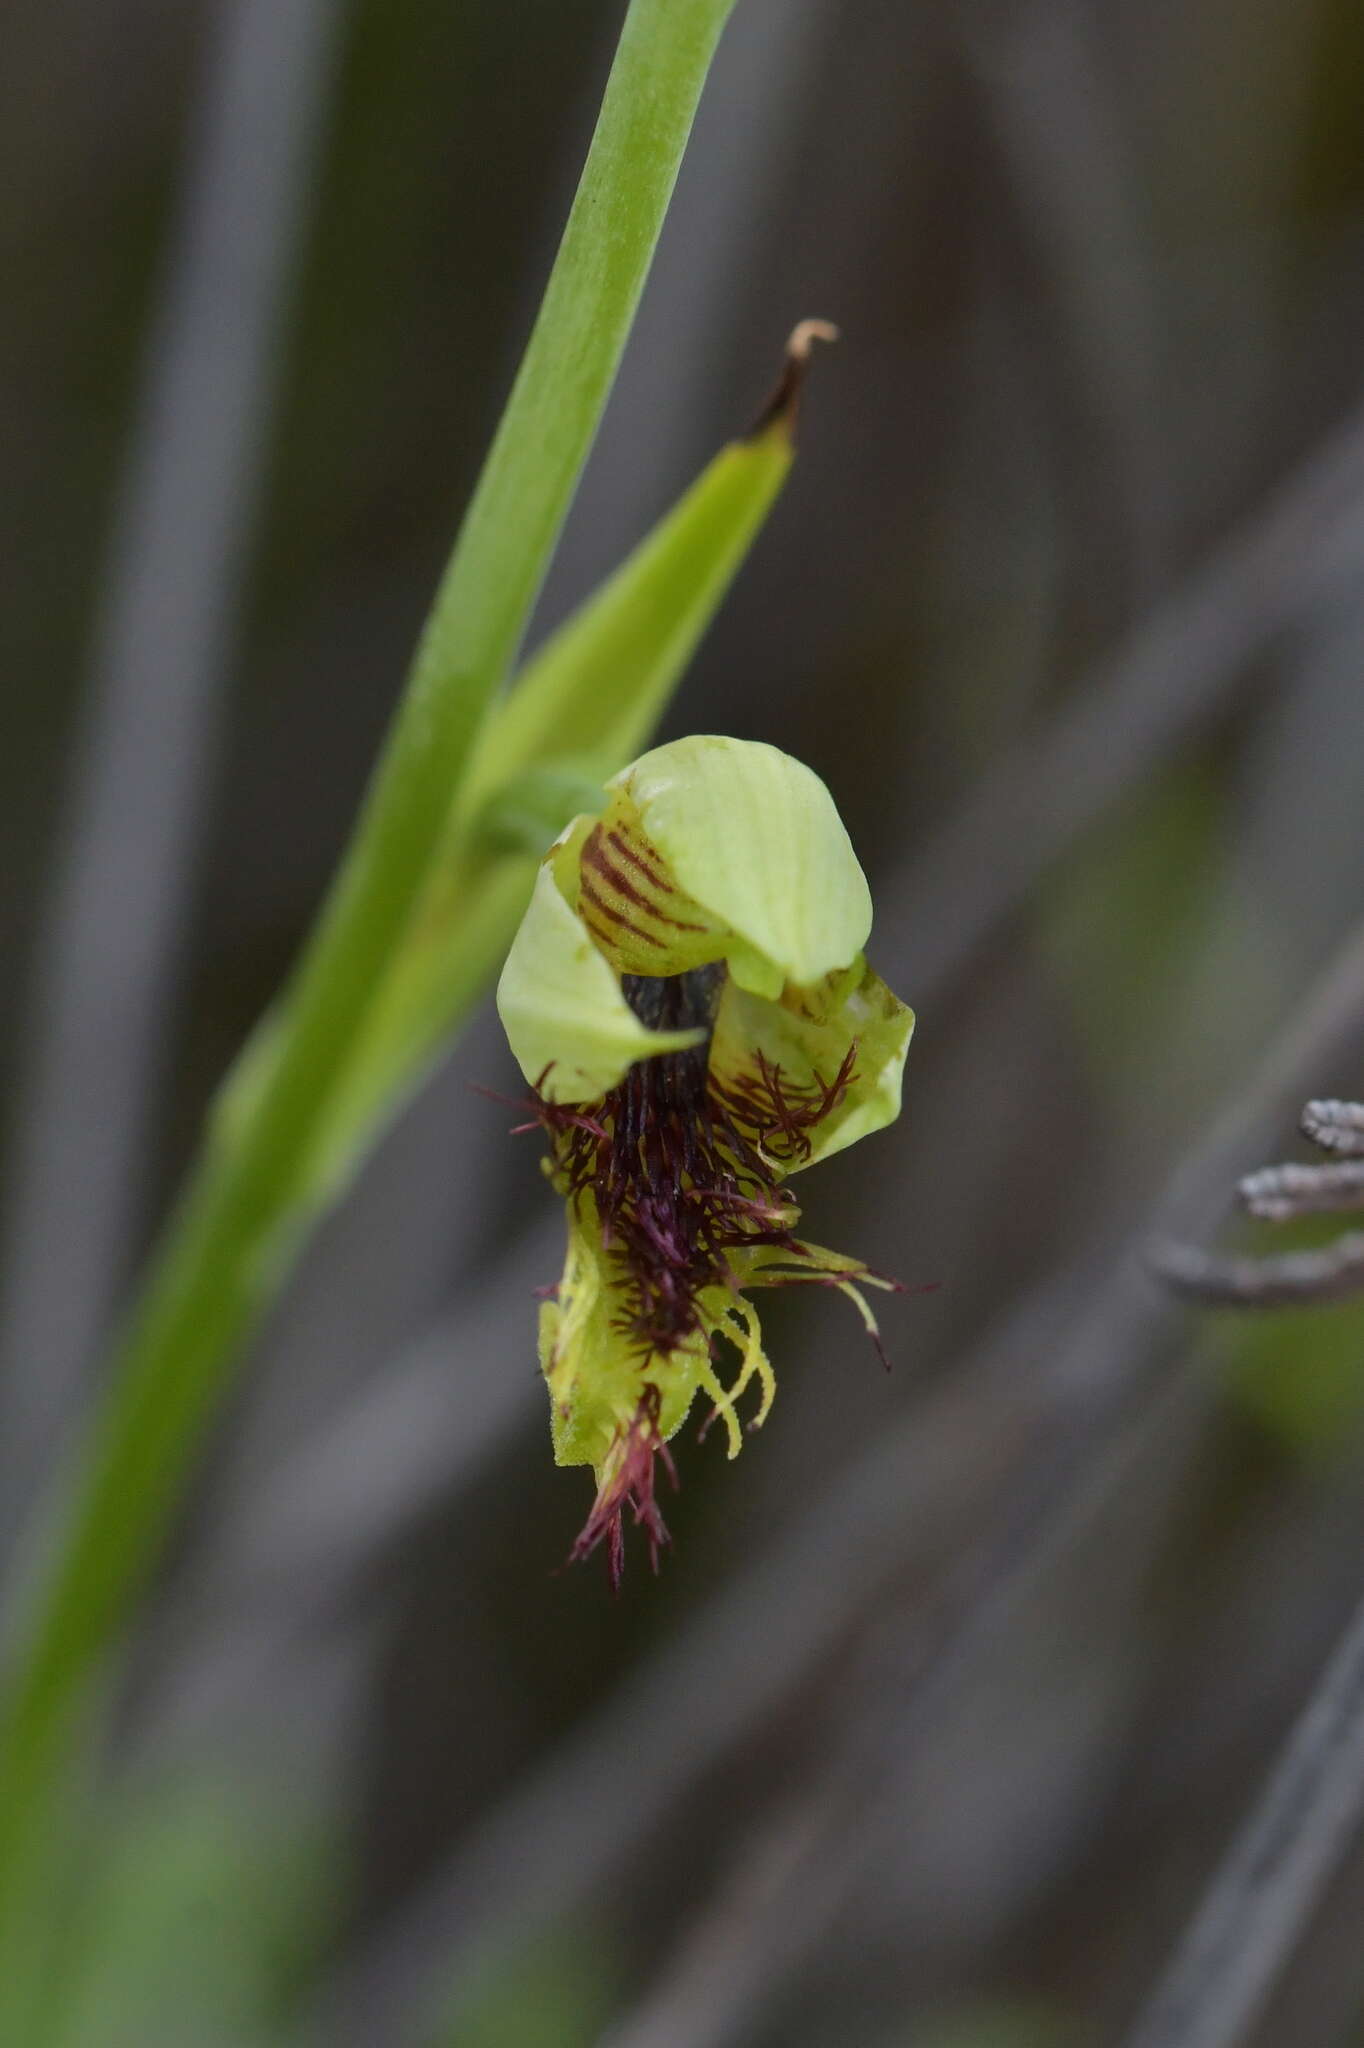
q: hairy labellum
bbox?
[538,965,858,1357]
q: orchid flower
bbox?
[497,735,914,1585]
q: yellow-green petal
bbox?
[542,1196,779,1480]
[496,861,703,1103]
[709,956,914,1169]
[614,735,872,993]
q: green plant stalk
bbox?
[0,0,739,1935]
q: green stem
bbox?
[0,0,737,1924]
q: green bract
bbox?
[495,734,914,1584]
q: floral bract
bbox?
[496,735,914,1585]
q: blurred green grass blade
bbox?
[435,1922,622,2048]
[48,1772,335,2048]
[0,0,739,1969]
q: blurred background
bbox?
[5,1,1364,2042]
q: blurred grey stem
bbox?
[884,389,1364,999]
[0,0,343,1537]
[958,0,1168,613]
[1121,1582,1364,2048]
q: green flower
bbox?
[496,735,914,1585]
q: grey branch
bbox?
[1149,1232,1364,1309]
[1120,1578,1364,2048]
[1237,1159,1364,1221]
[1301,1099,1364,1156]
[1153,1099,1364,1305]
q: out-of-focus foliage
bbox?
[8,0,1364,2043]
[1037,761,1238,1116]
[903,2002,1072,2048]
[49,1776,335,2048]
[1219,1255,1364,1450]
[429,1924,621,2048]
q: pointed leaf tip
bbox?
[747,318,840,441]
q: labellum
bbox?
[496,735,914,1585]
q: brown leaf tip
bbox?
[746,317,840,440]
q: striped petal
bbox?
[613,736,872,995]
[568,800,728,976]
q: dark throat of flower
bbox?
[620,959,727,1038]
